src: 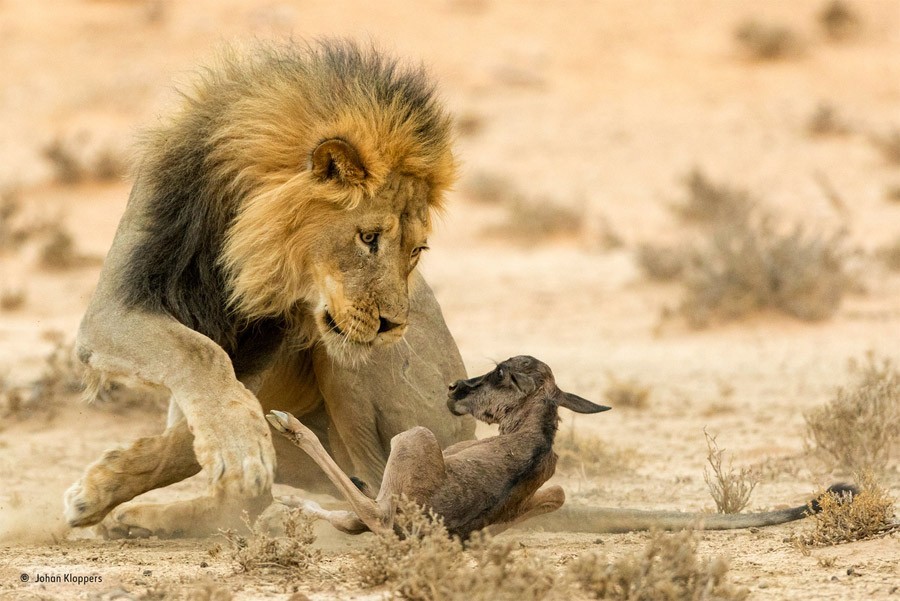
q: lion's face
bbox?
[306,172,431,355]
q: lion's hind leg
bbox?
[64,418,200,528]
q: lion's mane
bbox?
[119,40,457,377]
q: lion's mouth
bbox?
[323,311,345,337]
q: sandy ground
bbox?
[1,0,899,599]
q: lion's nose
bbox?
[377,317,404,334]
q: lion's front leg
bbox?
[66,308,276,535]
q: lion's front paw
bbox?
[192,399,276,497]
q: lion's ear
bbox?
[309,138,367,184]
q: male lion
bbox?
[64,40,475,537]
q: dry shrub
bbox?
[680,214,852,328]
[568,529,748,601]
[39,227,78,269]
[220,508,319,574]
[0,286,25,311]
[357,496,557,601]
[871,129,900,165]
[796,472,895,547]
[886,185,900,203]
[496,196,584,241]
[455,112,484,137]
[819,1,861,40]
[43,138,84,184]
[43,137,128,184]
[0,186,28,252]
[604,373,651,409]
[673,169,754,224]
[555,429,637,479]
[878,237,900,271]
[30,337,85,404]
[735,20,804,60]
[804,354,900,474]
[141,578,233,601]
[636,243,686,282]
[806,103,851,137]
[703,430,758,514]
[462,171,516,205]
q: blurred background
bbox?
[0,1,898,597]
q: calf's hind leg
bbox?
[268,412,445,535]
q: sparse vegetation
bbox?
[0,286,26,311]
[703,430,758,514]
[462,171,516,205]
[496,196,585,241]
[805,354,900,474]
[0,186,26,252]
[795,472,895,547]
[221,509,319,574]
[455,112,484,137]
[636,243,685,281]
[43,137,127,184]
[878,237,900,271]
[819,1,861,40]
[568,529,748,600]
[604,373,651,409]
[673,169,754,224]
[39,227,78,269]
[806,103,851,137]
[29,337,85,405]
[357,496,557,601]
[680,214,852,327]
[871,129,900,165]
[555,429,637,479]
[735,20,803,61]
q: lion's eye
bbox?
[359,231,380,250]
[411,245,429,259]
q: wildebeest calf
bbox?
[266,355,608,539]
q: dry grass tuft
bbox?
[878,237,900,271]
[672,169,754,224]
[819,1,862,40]
[221,508,319,574]
[636,243,686,282]
[142,577,234,601]
[735,20,804,61]
[703,430,758,514]
[39,227,78,269]
[493,196,585,242]
[357,496,558,601]
[806,103,852,137]
[604,373,651,409]
[871,129,900,165]
[680,214,852,328]
[43,137,128,184]
[804,354,900,474]
[568,529,748,600]
[796,472,896,547]
[555,429,637,479]
[462,171,516,205]
[0,286,26,311]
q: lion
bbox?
[64,40,475,537]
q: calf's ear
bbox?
[558,390,611,414]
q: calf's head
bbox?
[447,355,610,425]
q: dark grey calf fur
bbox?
[267,355,608,539]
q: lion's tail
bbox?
[523,483,857,533]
